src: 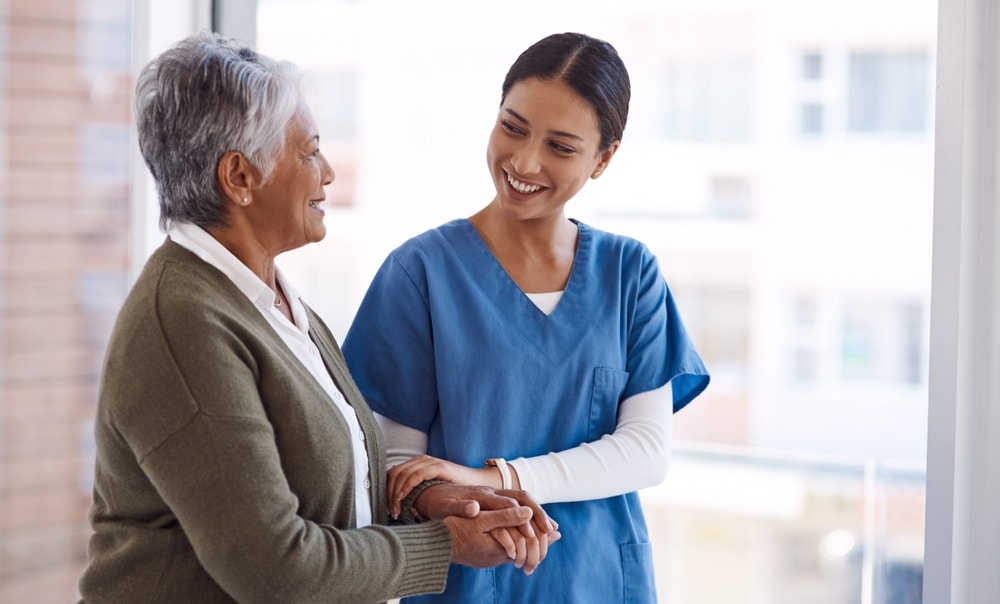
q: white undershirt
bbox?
[169,224,373,526]
[377,290,673,505]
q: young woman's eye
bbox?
[550,142,576,155]
[501,120,525,136]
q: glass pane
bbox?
[802,52,824,80]
[848,52,931,133]
[0,1,134,601]
[257,1,935,601]
[644,446,925,603]
[800,102,824,135]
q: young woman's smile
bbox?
[486,77,617,222]
[503,169,546,199]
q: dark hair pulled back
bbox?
[501,32,630,151]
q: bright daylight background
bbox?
[259,1,934,602]
[0,0,935,602]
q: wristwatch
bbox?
[484,457,512,490]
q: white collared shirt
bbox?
[168,223,373,526]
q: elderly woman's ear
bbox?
[217,150,257,206]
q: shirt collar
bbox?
[167,222,304,323]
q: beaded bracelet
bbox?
[397,479,449,524]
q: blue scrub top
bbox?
[344,219,709,603]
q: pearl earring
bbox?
[241,196,249,205]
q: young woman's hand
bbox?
[487,508,561,575]
[388,455,508,518]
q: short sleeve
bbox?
[625,248,710,412]
[342,254,440,431]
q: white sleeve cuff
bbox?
[509,383,673,505]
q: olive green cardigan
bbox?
[79,239,452,603]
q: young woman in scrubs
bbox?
[343,32,711,603]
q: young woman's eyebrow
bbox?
[504,108,584,141]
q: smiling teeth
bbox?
[507,174,542,194]
[308,201,318,208]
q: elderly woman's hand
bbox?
[388,454,509,518]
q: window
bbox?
[8,0,998,601]
[848,52,931,133]
[791,294,820,382]
[255,2,934,601]
[841,299,925,384]
[801,52,824,80]
[799,102,824,135]
[0,1,943,602]
[795,49,931,138]
[661,57,754,142]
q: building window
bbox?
[792,347,819,382]
[841,299,925,384]
[801,52,824,80]
[847,52,930,133]
[799,102,824,136]
[790,294,820,382]
[661,58,753,142]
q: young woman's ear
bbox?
[591,140,621,179]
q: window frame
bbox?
[923,0,1000,601]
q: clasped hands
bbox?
[393,456,560,575]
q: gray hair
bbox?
[134,31,304,230]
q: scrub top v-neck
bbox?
[343,218,709,604]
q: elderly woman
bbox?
[77,32,557,604]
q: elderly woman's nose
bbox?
[320,152,335,185]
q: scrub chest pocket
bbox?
[589,366,630,439]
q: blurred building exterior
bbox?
[261,2,934,601]
[0,1,133,601]
[262,0,935,464]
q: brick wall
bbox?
[0,1,133,601]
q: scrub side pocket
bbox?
[588,367,630,439]
[621,542,658,603]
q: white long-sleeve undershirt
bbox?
[375,385,672,505]
[376,286,673,505]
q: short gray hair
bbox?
[134,31,304,230]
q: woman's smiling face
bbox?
[486,77,618,222]
[249,98,334,253]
